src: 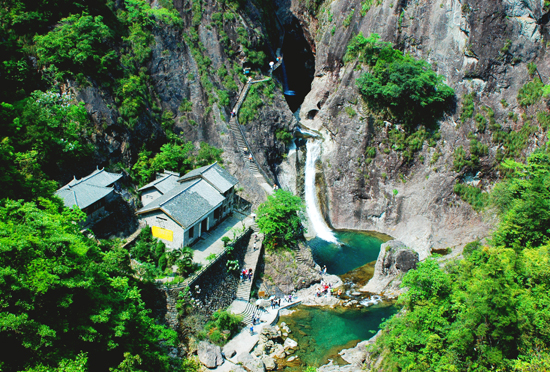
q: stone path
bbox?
[228,60,285,196]
[212,296,302,372]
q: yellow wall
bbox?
[152,226,174,242]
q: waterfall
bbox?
[305,140,338,243]
[281,61,296,96]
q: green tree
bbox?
[0,199,179,371]
[348,33,454,129]
[34,13,115,77]
[256,189,305,250]
[369,147,550,372]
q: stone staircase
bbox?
[229,80,274,195]
[229,226,268,325]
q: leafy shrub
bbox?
[454,183,489,211]
[275,128,293,144]
[176,246,201,278]
[517,78,544,107]
[34,13,115,77]
[179,99,193,112]
[349,33,454,130]
[474,113,486,131]
[204,310,243,345]
[460,92,475,122]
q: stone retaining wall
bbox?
[162,228,252,330]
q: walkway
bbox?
[228,54,284,197]
[213,296,302,372]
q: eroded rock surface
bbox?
[197,341,224,369]
[361,240,419,295]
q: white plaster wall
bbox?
[140,210,184,251]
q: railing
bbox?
[161,226,252,290]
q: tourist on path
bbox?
[248,268,253,280]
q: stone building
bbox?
[136,163,238,251]
[55,167,123,225]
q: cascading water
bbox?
[305,140,338,243]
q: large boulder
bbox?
[197,341,224,368]
[262,356,277,371]
[283,337,298,350]
[238,353,266,372]
[361,240,419,295]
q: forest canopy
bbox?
[346,33,455,130]
[370,147,550,371]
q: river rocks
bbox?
[259,325,282,343]
[283,337,298,350]
[262,356,277,371]
[295,274,343,306]
[238,353,265,372]
[197,341,224,368]
[222,345,236,358]
[361,240,419,295]
[339,340,370,365]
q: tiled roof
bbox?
[178,162,238,193]
[137,179,225,228]
[138,172,180,195]
[55,168,122,209]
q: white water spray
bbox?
[305,140,338,243]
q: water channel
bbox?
[277,133,397,369]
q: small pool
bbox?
[308,230,391,275]
[278,303,397,369]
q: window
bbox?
[214,206,221,219]
[189,226,194,239]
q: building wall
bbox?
[141,189,162,207]
[140,210,184,251]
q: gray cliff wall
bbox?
[280,0,550,258]
[70,0,296,206]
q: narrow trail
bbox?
[228,51,284,196]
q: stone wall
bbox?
[162,228,253,330]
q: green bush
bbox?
[349,33,454,130]
[454,183,489,211]
[256,189,305,250]
[275,128,293,144]
[34,13,115,77]
[474,113,486,131]
[517,78,544,107]
[460,92,476,122]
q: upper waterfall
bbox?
[305,140,338,243]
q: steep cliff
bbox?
[67,0,297,206]
[280,0,550,257]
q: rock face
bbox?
[238,353,266,372]
[362,240,419,295]
[197,341,224,369]
[276,0,550,260]
[261,241,322,295]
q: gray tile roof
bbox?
[178,162,238,193]
[137,179,225,228]
[138,172,180,195]
[55,168,122,209]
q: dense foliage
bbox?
[346,33,454,130]
[0,199,179,371]
[132,139,223,186]
[256,189,305,250]
[371,148,550,371]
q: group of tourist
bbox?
[241,268,253,281]
[316,280,333,297]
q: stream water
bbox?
[279,303,397,369]
[308,230,391,275]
